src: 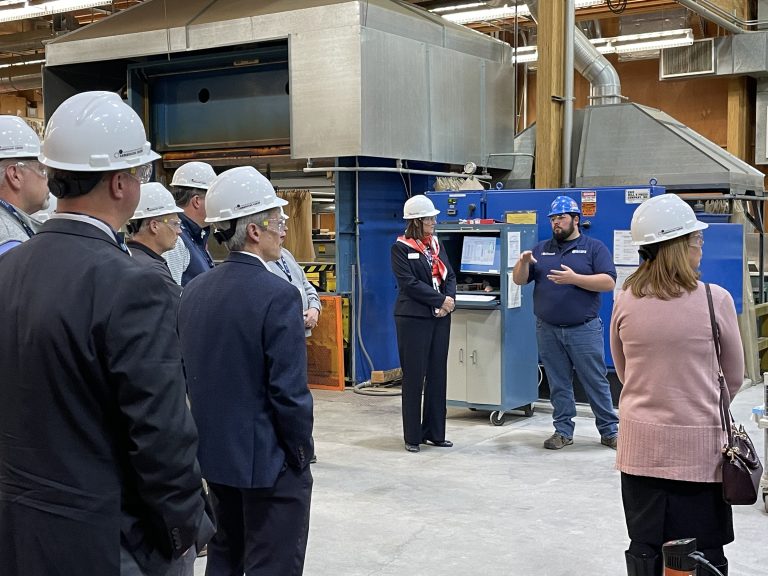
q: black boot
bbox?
[625,550,661,576]
[712,561,728,576]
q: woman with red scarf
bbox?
[391,195,457,453]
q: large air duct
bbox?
[526,0,622,105]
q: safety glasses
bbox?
[160,217,182,230]
[259,217,287,233]
[688,232,704,248]
[124,164,153,184]
[15,161,48,179]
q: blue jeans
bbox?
[536,317,619,439]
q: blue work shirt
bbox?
[526,234,616,326]
[179,213,214,286]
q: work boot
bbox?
[711,561,727,575]
[543,433,573,450]
[601,435,618,449]
[624,550,660,576]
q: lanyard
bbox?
[0,198,35,239]
[277,256,292,282]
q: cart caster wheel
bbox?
[523,404,534,417]
[490,411,506,426]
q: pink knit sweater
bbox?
[610,282,744,482]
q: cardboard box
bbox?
[0,95,27,116]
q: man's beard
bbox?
[552,222,574,242]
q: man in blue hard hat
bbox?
[512,195,619,450]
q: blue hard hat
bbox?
[548,196,580,216]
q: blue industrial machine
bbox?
[428,186,744,373]
[436,223,539,425]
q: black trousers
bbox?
[395,314,451,446]
[205,466,313,576]
[621,472,733,557]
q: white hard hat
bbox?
[170,161,216,190]
[32,194,57,222]
[39,91,159,171]
[132,182,184,220]
[630,194,708,246]
[0,116,40,158]
[205,166,287,224]
[403,195,440,220]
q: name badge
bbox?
[408,252,420,260]
[572,249,587,254]
[542,252,556,256]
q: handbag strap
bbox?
[705,283,733,442]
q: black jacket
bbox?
[391,238,456,318]
[0,218,210,576]
[178,252,314,488]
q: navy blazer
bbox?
[391,238,457,318]
[178,251,314,489]
[0,218,207,576]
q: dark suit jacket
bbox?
[0,218,209,576]
[391,239,457,318]
[178,251,314,489]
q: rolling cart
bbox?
[437,223,540,426]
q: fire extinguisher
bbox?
[663,539,725,576]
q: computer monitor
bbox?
[459,235,501,275]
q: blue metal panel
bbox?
[426,190,484,221]
[337,158,435,382]
[699,223,744,313]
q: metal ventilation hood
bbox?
[506,102,765,195]
[43,0,517,169]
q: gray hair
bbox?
[224,208,278,252]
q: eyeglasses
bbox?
[160,217,182,230]
[124,164,153,184]
[259,217,287,233]
[549,214,570,223]
[15,161,48,179]
[688,232,704,248]
[421,216,437,223]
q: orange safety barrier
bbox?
[307,295,345,391]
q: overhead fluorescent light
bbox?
[431,2,485,14]
[0,0,110,23]
[612,29,694,54]
[511,28,694,62]
[441,1,604,25]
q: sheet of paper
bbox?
[507,231,521,268]
[614,266,638,300]
[613,230,639,266]
[507,272,521,309]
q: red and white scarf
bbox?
[397,234,448,286]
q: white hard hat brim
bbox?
[205,196,288,224]
[403,208,440,220]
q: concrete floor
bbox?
[194,383,766,576]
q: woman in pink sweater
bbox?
[610,194,744,576]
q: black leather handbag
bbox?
[706,284,763,505]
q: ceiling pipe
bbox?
[526,0,622,105]
[676,0,745,34]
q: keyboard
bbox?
[455,294,497,303]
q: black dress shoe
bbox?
[423,439,453,448]
[405,443,420,453]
